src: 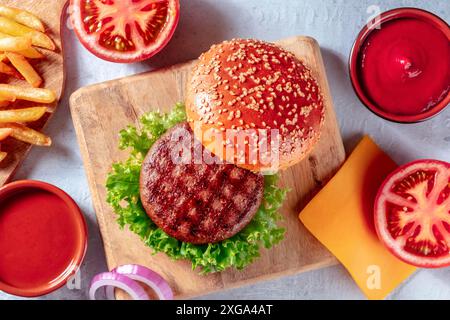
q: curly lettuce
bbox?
[106,103,287,274]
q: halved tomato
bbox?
[70,0,180,63]
[375,159,450,268]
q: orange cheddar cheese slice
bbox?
[299,136,416,300]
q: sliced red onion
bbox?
[89,272,149,300]
[107,264,173,300]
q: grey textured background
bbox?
[1,0,449,300]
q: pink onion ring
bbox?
[89,272,149,300]
[106,264,173,300]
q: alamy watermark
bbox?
[168,121,281,173]
[366,265,381,290]
[366,5,382,30]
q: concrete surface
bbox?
[0,0,449,300]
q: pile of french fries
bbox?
[0,5,57,162]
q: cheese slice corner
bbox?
[299,135,416,300]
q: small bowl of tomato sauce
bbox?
[0,180,87,297]
[349,8,450,123]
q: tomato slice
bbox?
[70,0,180,63]
[375,159,450,268]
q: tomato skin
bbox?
[70,0,180,63]
[374,159,450,268]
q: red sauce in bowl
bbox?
[350,8,450,122]
[360,18,449,115]
[0,181,87,297]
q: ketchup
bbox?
[0,190,81,289]
[359,18,450,116]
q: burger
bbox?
[107,39,325,273]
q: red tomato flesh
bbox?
[70,0,180,63]
[375,159,450,268]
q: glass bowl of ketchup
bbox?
[349,8,450,123]
[0,181,87,297]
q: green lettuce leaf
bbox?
[106,103,287,274]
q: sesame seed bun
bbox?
[186,38,325,172]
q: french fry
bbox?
[0,122,51,146]
[0,60,21,78]
[0,60,14,74]
[0,17,54,50]
[0,127,12,140]
[0,36,31,52]
[0,151,7,162]
[0,107,47,123]
[0,89,15,108]
[5,52,42,87]
[0,84,55,104]
[15,46,43,59]
[0,90,16,102]
[0,32,43,58]
[0,5,45,32]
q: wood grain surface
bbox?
[70,36,346,299]
[0,0,66,184]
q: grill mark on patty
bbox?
[140,122,264,244]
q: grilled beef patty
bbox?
[140,122,264,244]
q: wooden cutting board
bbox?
[0,0,66,184]
[70,36,346,299]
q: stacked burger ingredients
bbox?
[107,39,325,273]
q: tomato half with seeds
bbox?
[375,159,450,268]
[70,0,180,63]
